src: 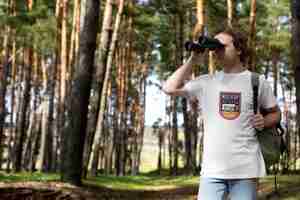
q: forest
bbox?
[0,0,299,199]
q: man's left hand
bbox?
[252,113,265,131]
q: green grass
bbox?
[0,171,300,199]
[0,171,199,191]
[85,174,199,190]
[258,175,300,200]
[0,171,59,182]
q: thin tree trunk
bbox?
[38,57,53,171]
[90,0,125,177]
[82,0,113,178]
[13,0,33,171]
[22,106,36,170]
[14,47,32,172]
[7,33,17,172]
[61,0,69,95]
[193,0,205,40]
[248,0,257,71]
[68,0,80,71]
[227,0,235,27]
[28,113,42,171]
[132,60,147,175]
[69,0,81,79]
[55,0,63,172]
[171,96,178,175]
[22,51,40,171]
[0,1,11,167]
[59,0,69,159]
[271,49,280,97]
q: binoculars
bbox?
[185,36,224,52]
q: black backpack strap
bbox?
[251,72,260,115]
[252,72,280,195]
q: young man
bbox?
[162,28,281,200]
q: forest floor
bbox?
[0,173,300,200]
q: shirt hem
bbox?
[200,173,266,179]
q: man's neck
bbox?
[223,60,245,73]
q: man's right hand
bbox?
[189,51,204,65]
[162,50,203,97]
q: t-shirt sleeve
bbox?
[258,76,277,109]
[182,75,206,100]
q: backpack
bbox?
[251,73,286,168]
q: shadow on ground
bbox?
[0,181,299,200]
[0,182,198,200]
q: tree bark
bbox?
[83,0,114,178]
[193,0,205,40]
[61,0,100,186]
[0,0,12,167]
[69,0,81,79]
[90,0,124,177]
[227,0,233,27]
[291,0,300,164]
[248,0,257,71]
[59,0,69,157]
[14,47,32,172]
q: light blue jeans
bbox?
[198,177,258,200]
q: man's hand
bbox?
[189,51,203,65]
[252,113,265,131]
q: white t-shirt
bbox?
[183,70,277,179]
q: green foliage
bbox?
[133,3,159,61]
[0,0,56,53]
[32,16,57,55]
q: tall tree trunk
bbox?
[22,52,40,171]
[61,0,69,95]
[7,30,17,172]
[193,0,205,40]
[69,0,81,79]
[227,0,233,27]
[83,0,114,178]
[136,72,146,173]
[187,6,199,174]
[90,0,124,177]
[171,96,178,175]
[271,49,280,97]
[167,113,173,172]
[61,0,100,186]
[248,0,257,71]
[103,81,113,174]
[291,0,300,165]
[157,129,163,172]
[0,0,12,167]
[59,0,69,157]
[14,47,32,172]
[180,9,193,172]
[28,113,42,171]
[55,0,63,172]
[38,57,53,172]
[14,0,34,171]
[22,104,37,170]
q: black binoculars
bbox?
[185,36,224,52]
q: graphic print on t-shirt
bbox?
[219,92,241,120]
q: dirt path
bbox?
[0,182,198,200]
[0,181,299,200]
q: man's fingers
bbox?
[252,114,265,130]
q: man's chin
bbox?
[215,58,224,65]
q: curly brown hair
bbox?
[214,27,249,64]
